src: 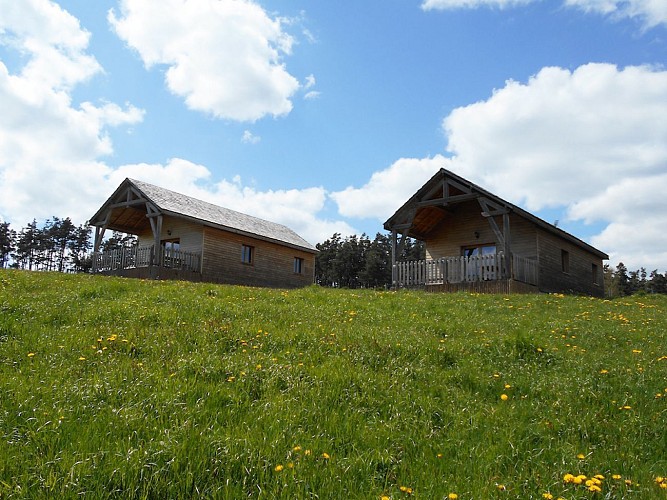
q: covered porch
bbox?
[92,244,201,275]
[385,169,540,293]
[89,179,202,280]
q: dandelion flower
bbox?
[293,445,302,452]
[78,356,86,361]
[381,496,390,500]
[588,484,602,493]
[577,453,586,459]
[322,452,330,459]
[274,464,284,472]
[542,493,554,500]
[500,394,509,401]
[612,474,622,480]
[497,484,506,490]
[27,352,35,358]
[448,494,458,500]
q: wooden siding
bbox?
[201,226,314,288]
[137,217,204,258]
[536,228,604,297]
[423,202,537,260]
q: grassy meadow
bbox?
[1,269,666,499]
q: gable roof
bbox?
[89,178,317,253]
[384,168,608,260]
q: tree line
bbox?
[315,232,424,289]
[2,219,666,298]
[603,263,667,296]
[0,218,136,273]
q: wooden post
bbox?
[391,229,397,288]
[503,212,511,279]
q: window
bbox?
[462,244,496,257]
[561,250,570,274]
[161,239,181,267]
[592,263,599,285]
[162,239,180,253]
[294,257,304,274]
[241,244,254,265]
[462,244,497,281]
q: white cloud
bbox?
[443,63,667,268]
[569,173,667,270]
[0,0,144,226]
[334,63,667,268]
[565,0,667,28]
[422,0,667,28]
[108,0,301,122]
[422,0,534,9]
[330,156,445,219]
[241,130,261,144]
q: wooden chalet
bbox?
[89,178,317,288]
[384,169,608,296]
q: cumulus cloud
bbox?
[422,0,667,28]
[108,0,301,122]
[330,156,445,219]
[445,63,667,268]
[333,63,667,268]
[0,0,144,225]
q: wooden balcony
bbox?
[92,245,202,279]
[393,253,538,291]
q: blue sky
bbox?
[1,0,666,270]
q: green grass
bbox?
[1,270,666,499]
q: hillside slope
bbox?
[1,270,666,498]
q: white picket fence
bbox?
[393,253,537,287]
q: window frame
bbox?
[241,244,254,265]
[561,249,570,274]
[294,257,304,274]
[461,244,497,258]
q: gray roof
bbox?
[130,179,317,253]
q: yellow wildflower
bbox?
[27,352,35,358]
[448,494,458,500]
[322,452,330,459]
[542,493,553,500]
[274,464,284,472]
[500,394,509,401]
[611,474,622,480]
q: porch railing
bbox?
[92,245,201,274]
[393,253,537,288]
